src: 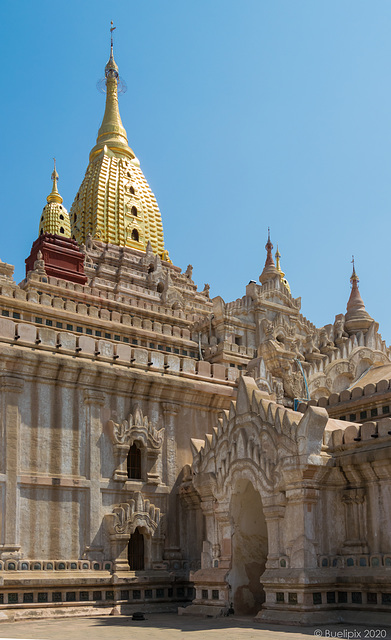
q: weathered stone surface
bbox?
[182,359,196,374]
[77,335,96,354]
[57,332,77,350]
[197,361,211,377]
[17,323,37,343]
[0,318,15,339]
[212,364,226,380]
[97,340,114,358]
[37,327,57,346]
[115,344,132,362]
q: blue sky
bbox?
[1,1,390,341]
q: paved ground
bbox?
[0,614,390,640]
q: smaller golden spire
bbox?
[39,161,71,237]
[275,243,285,278]
[47,158,63,204]
[274,243,291,293]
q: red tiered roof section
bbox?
[25,233,87,285]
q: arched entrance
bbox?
[128,527,144,570]
[228,479,268,615]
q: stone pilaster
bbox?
[214,502,231,569]
[263,494,286,569]
[284,484,319,568]
[341,487,368,554]
[110,533,131,572]
[162,402,180,559]
[83,389,105,559]
[0,375,23,556]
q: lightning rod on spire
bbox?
[110,21,116,50]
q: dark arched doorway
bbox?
[128,528,144,570]
[228,479,268,615]
[127,443,141,479]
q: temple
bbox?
[1,30,391,626]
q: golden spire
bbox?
[89,22,135,161]
[274,243,291,293]
[275,243,284,278]
[39,161,71,237]
[46,158,63,204]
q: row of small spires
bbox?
[259,227,290,289]
[43,158,371,326]
[43,160,371,330]
[259,228,373,329]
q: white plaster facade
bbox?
[1,45,391,625]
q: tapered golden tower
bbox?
[70,26,166,257]
[39,160,71,238]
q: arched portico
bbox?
[181,375,330,621]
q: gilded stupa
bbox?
[39,160,71,238]
[70,26,167,258]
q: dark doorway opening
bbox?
[128,528,144,570]
[127,443,141,479]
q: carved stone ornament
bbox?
[162,284,184,310]
[108,406,164,482]
[341,488,368,554]
[105,492,161,572]
[106,492,161,538]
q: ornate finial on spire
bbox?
[89,23,133,161]
[351,255,358,283]
[110,20,116,50]
[105,21,119,78]
[47,158,63,204]
[264,227,275,268]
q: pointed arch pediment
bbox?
[108,406,164,450]
[191,375,329,500]
[105,491,161,538]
